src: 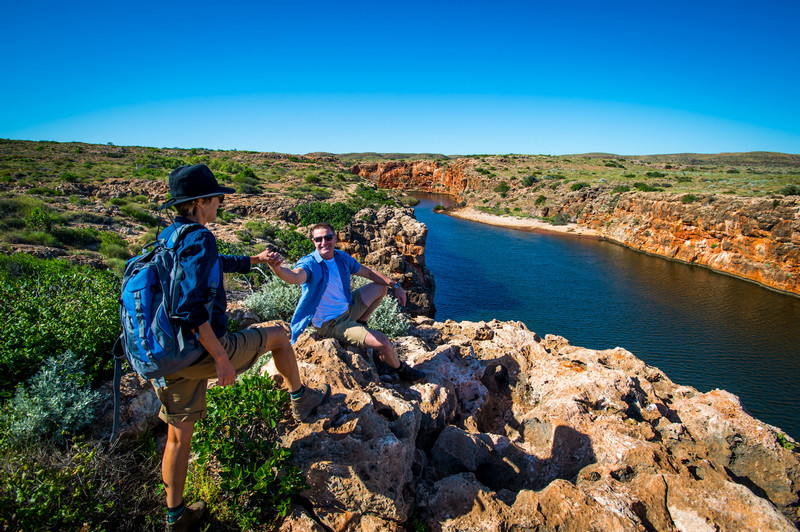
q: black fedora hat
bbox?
[158,164,236,210]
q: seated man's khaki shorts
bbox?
[153,327,268,424]
[316,287,371,349]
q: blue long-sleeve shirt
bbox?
[159,218,251,338]
[290,249,361,343]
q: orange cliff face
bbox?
[580,193,800,296]
[351,160,475,197]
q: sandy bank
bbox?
[446,206,602,238]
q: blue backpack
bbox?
[111,222,217,439]
[118,222,217,381]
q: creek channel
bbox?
[411,193,800,441]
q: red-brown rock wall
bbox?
[351,160,475,197]
[575,193,800,296]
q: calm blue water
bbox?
[413,194,800,441]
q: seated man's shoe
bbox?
[375,356,426,384]
[291,383,331,422]
[166,501,206,532]
[395,361,426,384]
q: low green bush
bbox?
[493,181,510,194]
[645,171,666,178]
[522,174,539,187]
[534,195,547,206]
[351,184,395,209]
[275,229,314,261]
[0,254,120,395]
[682,194,698,204]
[24,207,53,232]
[120,204,159,227]
[0,437,163,531]
[612,185,631,194]
[633,182,663,192]
[294,201,357,230]
[351,277,410,337]
[4,351,99,444]
[245,276,302,322]
[547,213,570,226]
[570,182,590,191]
[191,375,304,528]
[778,184,800,196]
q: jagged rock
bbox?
[273,317,800,531]
[92,372,160,439]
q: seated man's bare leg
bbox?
[260,325,302,393]
[354,282,388,323]
[363,328,400,368]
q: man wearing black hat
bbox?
[155,164,330,531]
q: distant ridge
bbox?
[575,151,800,167]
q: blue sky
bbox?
[2,0,798,155]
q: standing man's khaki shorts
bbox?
[316,287,371,349]
[153,328,269,424]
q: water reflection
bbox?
[412,194,800,440]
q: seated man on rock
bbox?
[263,222,425,383]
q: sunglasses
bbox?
[216,195,225,204]
[313,234,334,243]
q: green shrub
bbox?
[0,254,120,394]
[99,231,130,261]
[433,204,446,212]
[119,204,159,227]
[682,194,698,204]
[294,202,358,230]
[570,182,590,191]
[24,207,53,232]
[275,229,314,261]
[5,351,99,444]
[191,375,304,528]
[237,183,261,195]
[493,181,510,194]
[59,171,82,183]
[245,220,279,240]
[26,187,61,196]
[51,226,100,248]
[676,175,693,183]
[351,277,410,337]
[245,276,302,322]
[0,437,163,531]
[633,182,663,192]
[367,295,409,337]
[612,185,631,194]
[645,171,666,178]
[351,184,394,208]
[522,175,539,187]
[778,184,800,196]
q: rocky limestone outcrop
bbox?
[266,317,800,531]
[335,205,435,317]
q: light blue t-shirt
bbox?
[311,258,349,326]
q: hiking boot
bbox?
[291,383,330,422]
[396,361,426,383]
[166,501,206,532]
[375,357,426,384]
